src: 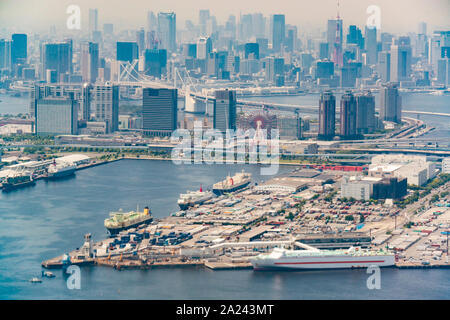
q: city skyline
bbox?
[0,0,449,35]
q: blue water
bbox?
[0,160,449,299]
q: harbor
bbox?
[40,162,450,272]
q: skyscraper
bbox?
[318,90,336,140]
[199,10,210,35]
[136,28,146,55]
[364,26,377,65]
[380,83,401,123]
[91,84,119,133]
[214,90,236,133]
[355,91,376,134]
[11,34,27,65]
[390,38,412,82]
[339,91,357,139]
[265,57,284,86]
[378,51,391,82]
[89,9,98,33]
[244,43,259,59]
[0,39,12,70]
[142,88,178,136]
[147,11,158,31]
[116,42,139,63]
[35,97,78,135]
[144,49,167,78]
[81,42,99,83]
[347,25,364,49]
[272,14,285,52]
[196,37,212,60]
[158,12,176,53]
[41,42,72,81]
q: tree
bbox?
[345,215,354,221]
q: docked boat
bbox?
[250,247,395,270]
[212,170,251,196]
[104,206,153,236]
[1,174,35,192]
[47,160,76,179]
[178,186,214,210]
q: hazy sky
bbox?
[0,0,449,34]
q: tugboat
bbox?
[104,206,153,236]
[29,277,42,283]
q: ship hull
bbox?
[251,255,395,270]
[106,217,153,236]
[47,168,76,179]
[178,195,213,210]
[2,180,36,192]
[213,181,250,196]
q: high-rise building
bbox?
[272,14,285,52]
[11,34,27,65]
[316,60,334,79]
[380,83,401,123]
[136,28,146,55]
[319,42,329,60]
[418,22,427,35]
[347,25,364,49]
[35,97,78,135]
[339,91,357,138]
[91,84,119,133]
[41,42,72,81]
[147,11,158,31]
[144,49,167,78]
[265,57,284,85]
[0,39,12,70]
[214,90,236,133]
[364,26,377,65]
[103,23,114,35]
[239,14,253,42]
[340,62,361,88]
[89,9,98,33]
[158,12,176,53]
[390,38,412,82]
[199,10,210,35]
[116,42,139,63]
[142,88,178,136]
[355,91,375,134]
[377,51,390,82]
[196,37,212,60]
[318,90,336,140]
[244,43,259,59]
[437,58,450,86]
[81,42,99,83]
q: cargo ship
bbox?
[250,247,395,270]
[1,174,36,192]
[178,186,214,210]
[104,206,153,236]
[212,170,251,196]
[47,160,76,179]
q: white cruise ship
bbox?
[212,170,252,195]
[47,161,76,179]
[178,186,214,210]
[251,247,395,270]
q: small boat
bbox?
[29,277,42,283]
[42,271,55,278]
